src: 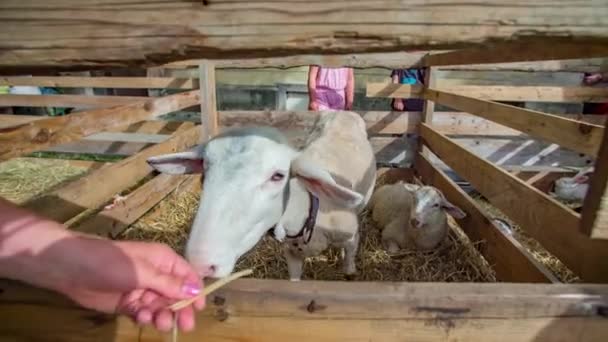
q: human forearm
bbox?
[0,197,75,290]
[345,69,355,109]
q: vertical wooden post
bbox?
[420,64,436,156]
[581,123,608,240]
[199,61,218,142]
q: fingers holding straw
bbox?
[169,269,254,311]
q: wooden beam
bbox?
[366,84,423,99]
[420,124,608,282]
[167,54,608,72]
[0,90,199,161]
[367,84,608,103]
[109,120,195,135]
[167,52,428,69]
[424,89,604,157]
[72,174,195,237]
[0,114,45,129]
[21,123,200,224]
[44,140,155,157]
[415,153,556,282]
[2,1,608,69]
[582,121,608,240]
[2,279,608,341]
[199,62,218,140]
[0,94,147,109]
[0,76,196,89]
[220,110,606,137]
[424,41,608,67]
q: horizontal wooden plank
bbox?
[0,94,147,108]
[109,120,194,135]
[0,90,199,161]
[420,124,608,282]
[366,84,423,99]
[220,110,417,136]
[424,41,608,67]
[169,54,608,72]
[424,89,604,157]
[73,174,194,237]
[44,140,154,156]
[368,84,608,103]
[415,152,556,283]
[3,279,608,341]
[22,123,200,223]
[83,132,168,144]
[220,110,606,137]
[0,76,196,89]
[2,1,608,69]
[0,114,45,129]
[167,52,429,69]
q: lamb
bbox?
[370,182,466,253]
[146,111,376,280]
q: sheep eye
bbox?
[432,203,440,208]
[271,172,285,182]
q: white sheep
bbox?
[147,111,376,280]
[551,167,593,202]
[370,182,466,253]
[272,111,377,280]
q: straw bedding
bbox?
[472,194,580,283]
[0,158,88,204]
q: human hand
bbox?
[309,100,319,111]
[345,101,354,110]
[393,100,405,111]
[49,238,205,333]
[583,73,604,86]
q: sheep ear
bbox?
[291,156,363,209]
[401,182,420,192]
[147,151,204,175]
[440,197,466,219]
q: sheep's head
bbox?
[409,186,466,229]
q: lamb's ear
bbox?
[147,151,204,175]
[440,198,467,219]
[291,157,363,209]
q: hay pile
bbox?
[123,173,496,282]
[472,194,579,283]
[0,158,88,204]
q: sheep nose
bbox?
[192,264,217,278]
[410,218,420,228]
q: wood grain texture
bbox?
[2,1,608,69]
[199,62,218,140]
[368,84,608,103]
[424,89,604,157]
[167,54,608,72]
[2,279,608,342]
[415,153,557,282]
[0,90,199,161]
[420,124,608,282]
[0,94,147,108]
[582,120,608,240]
[0,76,196,89]
[73,174,194,237]
[424,41,608,67]
[0,114,45,129]
[21,123,200,224]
